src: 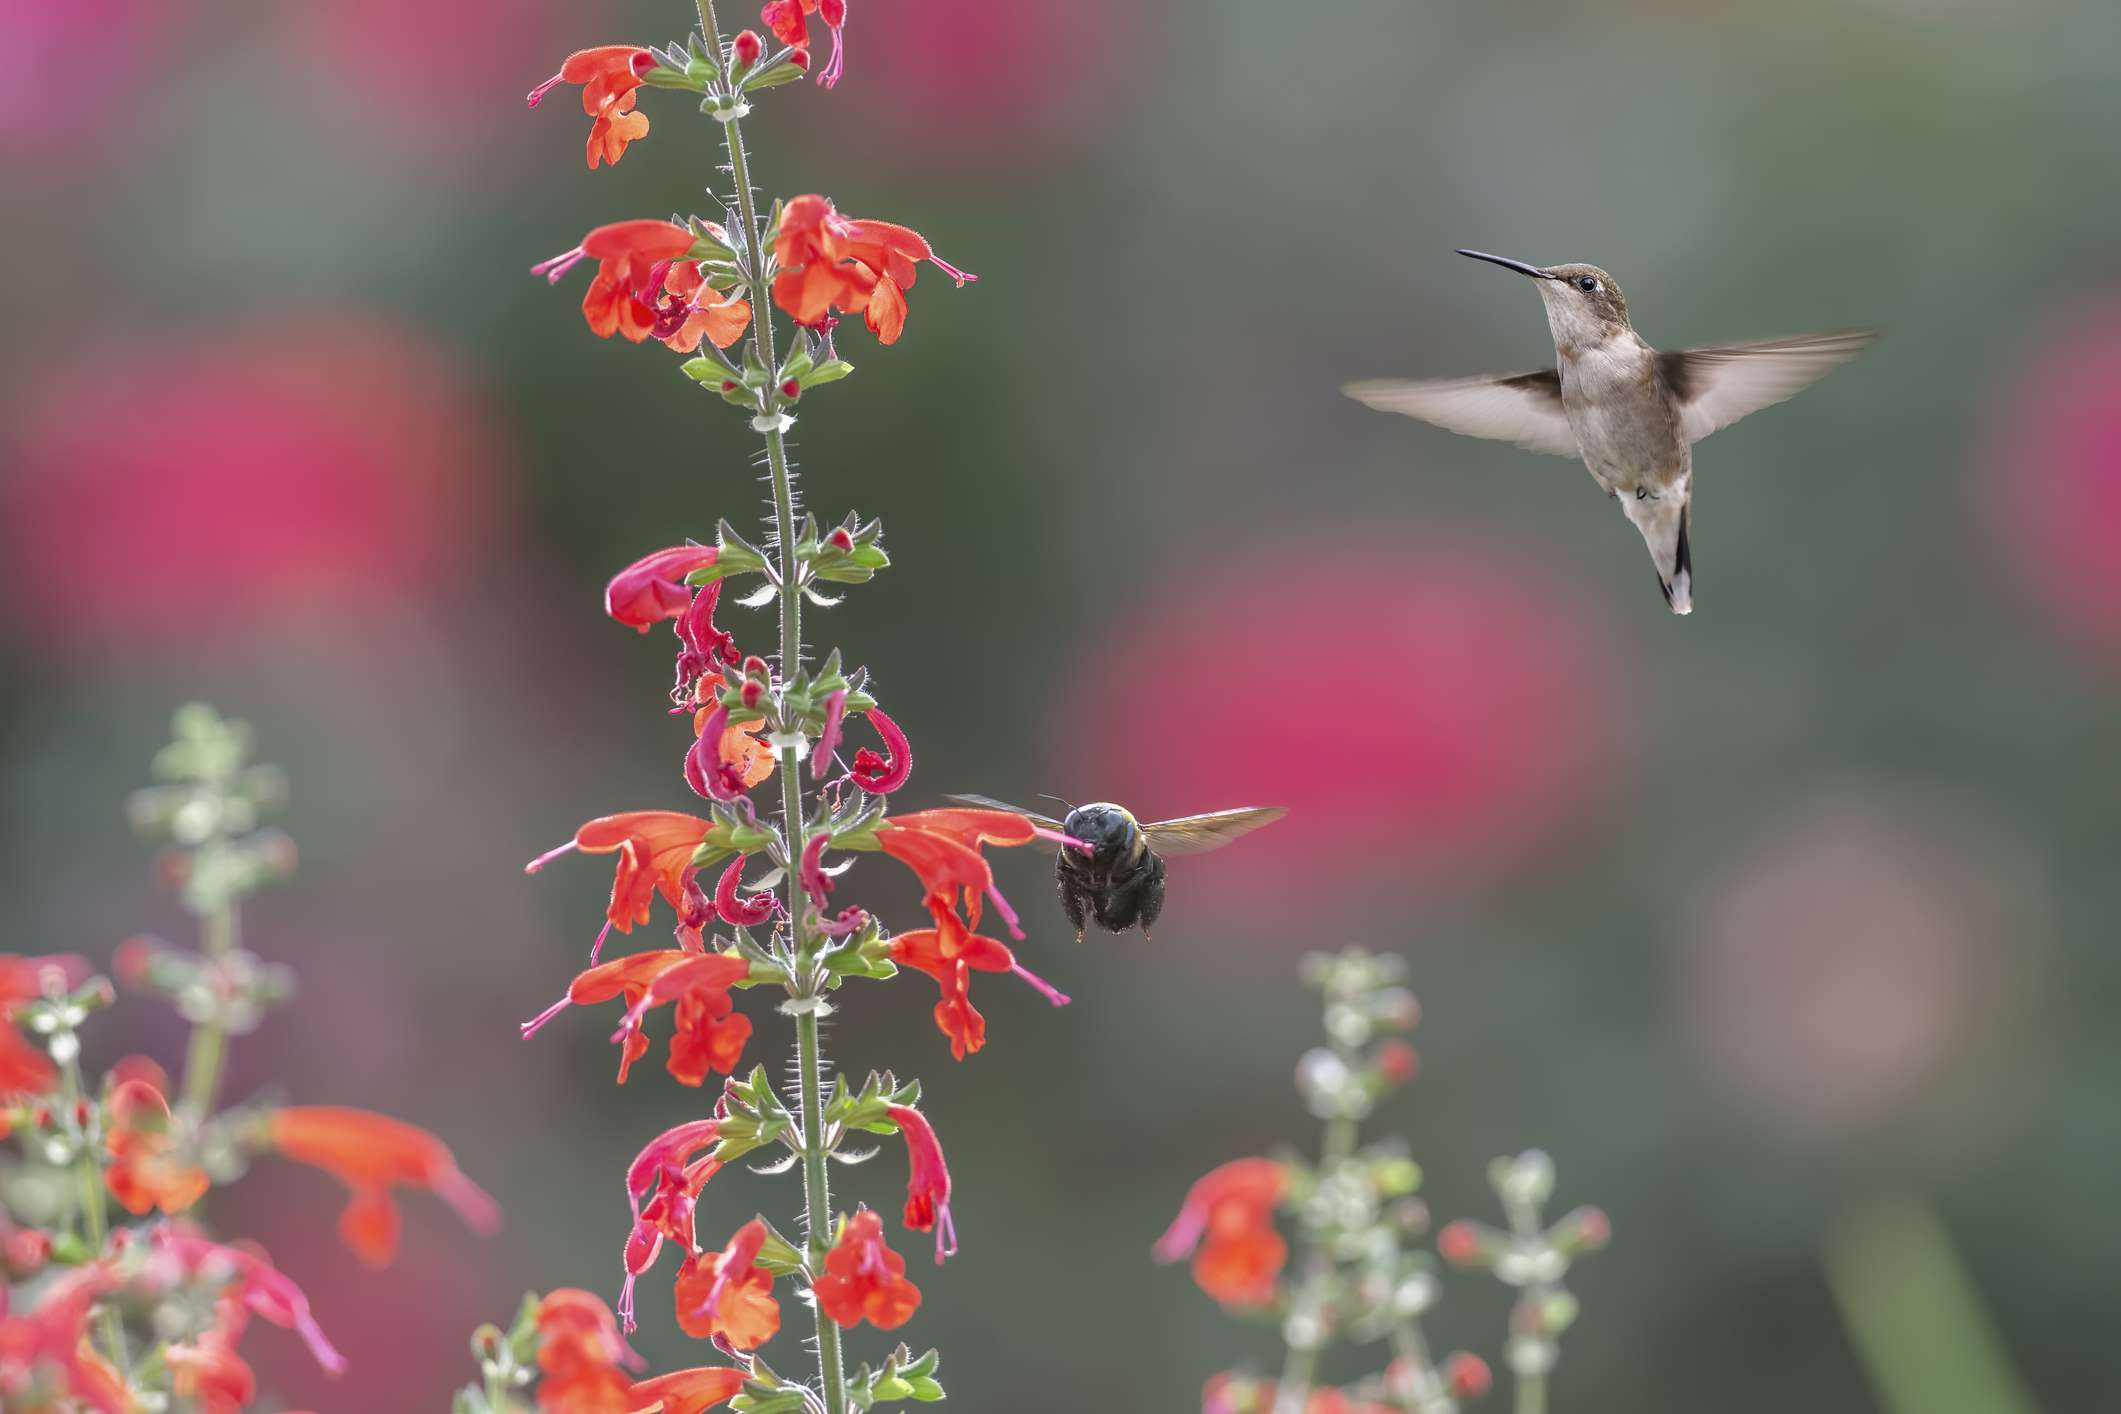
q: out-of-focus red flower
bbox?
[0,954,84,1097]
[608,546,720,631]
[151,1228,347,1376]
[888,911,1067,1060]
[0,1265,126,1413]
[103,1075,209,1215]
[167,1319,258,1414]
[527,811,716,959]
[1203,1378,1400,1414]
[761,0,851,86]
[0,323,502,646]
[1070,541,1617,915]
[771,195,974,346]
[1154,1158,1288,1309]
[527,47,658,169]
[621,1120,723,1332]
[675,1218,780,1349]
[302,0,571,150]
[885,1104,955,1263]
[534,221,708,344]
[267,1106,500,1268]
[1681,789,2004,1145]
[811,1208,920,1331]
[627,1367,749,1414]
[527,951,753,1086]
[534,1288,639,1414]
[1986,299,2121,665]
[0,0,169,159]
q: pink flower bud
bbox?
[1445,1353,1492,1400]
[740,679,765,709]
[1437,1220,1483,1267]
[827,527,856,552]
[733,29,764,67]
[781,378,801,398]
[1376,1039,1418,1083]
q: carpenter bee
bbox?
[946,794,1287,942]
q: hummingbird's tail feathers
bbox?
[1666,506,1694,615]
[1630,497,1693,616]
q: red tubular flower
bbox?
[167,1333,255,1414]
[713,856,778,927]
[885,1105,954,1263]
[151,1228,346,1375]
[889,912,1066,1060]
[534,220,704,343]
[528,950,753,1087]
[675,1217,780,1349]
[0,1265,127,1414]
[760,0,850,87]
[812,1208,921,1331]
[534,1288,641,1414]
[267,1106,500,1269]
[812,688,848,779]
[0,953,86,1098]
[687,701,776,801]
[674,586,742,701]
[526,811,715,960]
[799,831,835,913]
[875,806,1036,936]
[628,1367,749,1414]
[607,545,719,631]
[771,195,974,346]
[847,705,912,794]
[621,1119,724,1331]
[103,1075,209,1215]
[1154,1158,1289,1309]
[527,47,659,169]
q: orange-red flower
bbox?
[535,1288,639,1414]
[771,195,974,346]
[268,1106,501,1268]
[534,220,707,343]
[0,1265,127,1414]
[885,1104,954,1263]
[875,807,1036,935]
[527,811,716,961]
[675,1217,780,1349]
[528,46,658,169]
[687,697,777,802]
[889,910,1067,1060]
[656,262,753,353]
[760,0,849,87]
[1153,1158,1288,1308]
[103,1072,209,1215]
[525,950,753,1086]
[811,1208,920,1331]
[628,1367,749,1414]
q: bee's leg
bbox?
[1137,853,1167,940]
[1056,853,1088,943]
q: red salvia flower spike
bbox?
[885,1105,955,1264]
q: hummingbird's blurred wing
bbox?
[1659,329,1879,443]
[1342,370,1579,456]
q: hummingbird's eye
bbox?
[1577,276,1599,292]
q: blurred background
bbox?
[4,0,2120,1408]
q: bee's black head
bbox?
[1062,803,1137,855]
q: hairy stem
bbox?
[693,2,842,1410]
[177,895,236,1121]
[1501,1191,1554,1414]
[1272,1111,1361,1414]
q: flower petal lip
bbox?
[607,544,719,630]
[267,1105,500,1269]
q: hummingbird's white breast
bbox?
[1557,334,1687,498]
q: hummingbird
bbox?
[1345,250,1878,615]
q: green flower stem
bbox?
[177,895,236,1121]
[1500,1191,1553,1414]
[59,1045,130,1371]
[692,3,843,1411]
[1272,1111,1361,1414]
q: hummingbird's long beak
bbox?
[1456,249,1555,280]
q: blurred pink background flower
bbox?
[1,317,506,649]
[1064,537,1621,919]
[1679,787,2012,1146]
[1984,297,2121,666]
[0,0,170,157]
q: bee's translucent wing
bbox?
[1140,807,1288,857]
[943,793,1068,835]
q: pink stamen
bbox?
[526,69,565,108]
[435,1169,503,1235]
[588,918,613,965]
[1033,826,1096,856]
[618,1271,640,1334]
[812,688,847,780]
[524,838,579,874]
[820,24,846,89]
[521,995,573,1039]
[928,252,978,287]
[531,246,589,285]
[1009,959,1070,1008]
[985,882,1024,941]
[934,1203,958,1265]
[1152,1208,1206,1264]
